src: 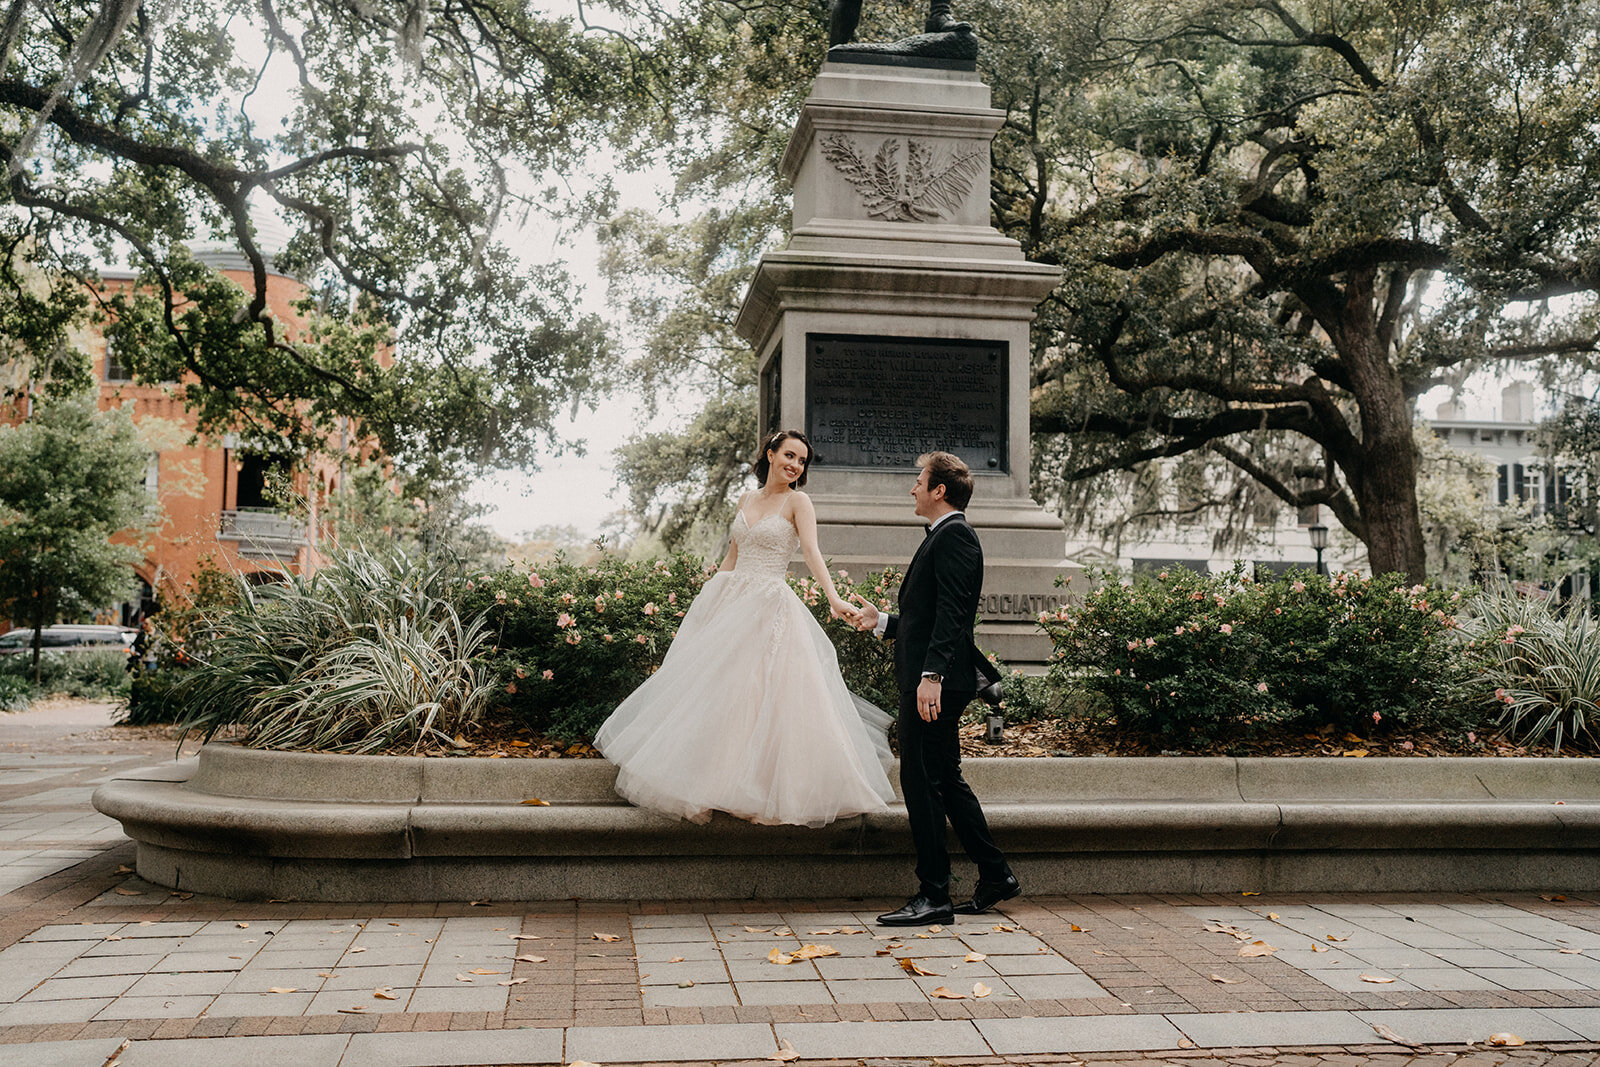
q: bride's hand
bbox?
[828,597,858,623]
[848,594,880,633]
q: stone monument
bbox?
[734,33,1069,667]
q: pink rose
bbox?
[528,573,544,589]
[557,612,575,628]
[541,669,553,680]
[642,603,658,616]
[1219,623,1233,634]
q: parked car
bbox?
[0,625,138,655]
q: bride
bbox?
[594,429,894,828]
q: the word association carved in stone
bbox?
[820,132,984,222]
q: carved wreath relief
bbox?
[820,132,984,222]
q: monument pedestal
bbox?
[736,58,1067,667]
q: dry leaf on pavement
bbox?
[899,958,940,976]
[1208,973,1240,984]
[768,947,794,965]
[510,934,543,941]
[972,982,992,998]
[468,968,502,975]
[1372,1022,1422,1047]
[792,944,839,961]
[1359,974,1396,984]
[267,987,297,994]
[964,952,987,963]
[515,955,547,963]
[929,986,967,999]
[592,932,621,942]
[669,956,685,963]
[1238,941,1277,958]
[1326,933,1349,942]
[1561,948,1584,955]
[520,798,550,806]
[373,988,398,1000]
[927,925,943,933]
[1488,1033,1526,1046]
[1070,923,1088,932]
[113,887,143,896]
[993,924,1017,932]
[1311,943,1329,953]
[771,1039,800,1062]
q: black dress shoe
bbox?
[877,893,954,926]
[924,12,973,34]
[953,873,1021,915]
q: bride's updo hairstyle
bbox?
[752,429,812,489]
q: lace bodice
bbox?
[732,511,799,578]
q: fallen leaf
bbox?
[1070,923,1088,932]
[510,934,543,941]
[455,974,473,983]
[927,924,944,933]
[317,972,336,978]
[669,956,685,963]
[1488,1033,1526,1046]
[771,1038,800,1062]
[1204,922,1253,941]
[744,926,772,933]
[592,933,621,942]
[349,946,367,953]
[569,1062,602,1067]
[373,987,398,1000]
[875,948,892,956]
[468,900,489,906]
[520,798,550,806]
[1343,749,1369,758]
[1542,894,1568,903]
[468,968,502,975]
[103,935,123,942]
[336,1007,366,1015]
[1238,941,1278,958]
[899,958,940,976]
[268,987,297,994]
[113,887,143,896]
[236,922,249,929]
[1177,1038,1195,1049]
[807,929,837,936]
[1359,974,1396,984]
[1311,943,1330,953]
[773,927,793,936]
[993,924,1017,932]
[677,980,695,988]
[114,865,134,875]
[964,952,986,963]
[1560,948,1584,955]
[1241,891,1260,897]
[499,978,528,987]
[1266,912,1279,920]
[1372,1022,1422,1047]
[791,944,839,961]
[768,946,793,965]
[973,982,993,998]
[170,892,193,900]
[1326,934,1349,942]
[1208,973,1240,984]
[929,985,967,999]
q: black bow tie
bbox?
[923,525,933,537]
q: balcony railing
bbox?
[219,507,308,561]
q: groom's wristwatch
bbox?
[921,672,942,684]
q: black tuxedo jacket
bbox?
[883,514,993,696]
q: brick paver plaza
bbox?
[3,701,1600,1066]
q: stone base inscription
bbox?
[806,333,1007,472]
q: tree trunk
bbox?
[1328,271,1428,583]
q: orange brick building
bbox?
[10,233,349,625]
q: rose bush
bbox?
[1040,566,1474,744]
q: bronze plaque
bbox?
[805,334,1007,471]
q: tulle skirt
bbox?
[594,569,894,828]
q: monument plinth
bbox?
[735,57,1069,666]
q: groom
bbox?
[850,452,1019,926]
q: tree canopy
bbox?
[0,0,658,475]
[0,393,152,673]
[600,0,1600,581]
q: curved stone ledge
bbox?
[92,744,1600,901]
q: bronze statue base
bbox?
[827,30,979,63]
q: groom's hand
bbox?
[848,594,879,633]
[917,677,942,722]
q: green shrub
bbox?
[0,649,131,700]
[462,553,714,742]
[1462,585,1600,751]
[169,548,497,753]
[1040,565,1473,744]
[0,675,31,712]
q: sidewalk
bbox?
[2,702,1599,1066]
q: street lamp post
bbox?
[1308,522,1329,576]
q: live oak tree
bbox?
[601,0,1600,580]
[0,0,656,474]
[0,393,152,679]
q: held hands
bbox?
[828,597,860,625]
[847,593,880,633]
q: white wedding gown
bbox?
[594,511,894,828]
